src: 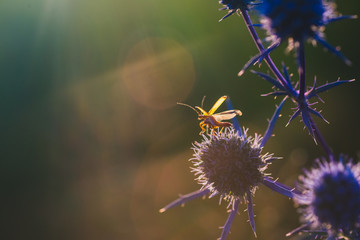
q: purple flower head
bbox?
[259,0,327,43]
[292,156,360,239]
[160,127,294,239]
[191,127,269,203]
[255,0,355,64]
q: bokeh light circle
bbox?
[121,37,195,110]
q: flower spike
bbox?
[326,14,358,23]
[285,223,312,237]
[246,191,257,237]
[261,97,287,147]
[262,177,294,198]
[251,64,297,98]
[159,189,210,213]
[301,109,316,139]
[250,70,286,91]
[313,35,352,65]
[260,91,288,97]
[306,78,355,99]
[281,62,292,85]
[219,199,240,240]
[307,107,329,124]
[219,9,237,22]
[238,40,280,76]
[286,109,301,127]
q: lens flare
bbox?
[121,37,195,110]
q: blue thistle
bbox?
[257,0,354,64]
[260,0,326,43]
[219,0,258,21]
[290,156,360,239]
[160,127,294,239]
[238,0,356,75]
[191,128,268,202]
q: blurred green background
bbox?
[1,0,360,239]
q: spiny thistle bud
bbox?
[293,156,360,238]
[191,127,273,205]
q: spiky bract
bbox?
[219,0,257,21]
[220,0,252,11]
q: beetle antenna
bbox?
[201,96,206,109]
[177,102,200,115]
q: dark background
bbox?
[1,0,359,239]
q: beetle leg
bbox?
[219,127,224,134]
[199,121,206,135]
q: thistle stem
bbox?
[240,10,297,97]
[298,41,306,101]
[240,10,334,160]
[297,41,334,161]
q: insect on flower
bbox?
[177,95,242,134]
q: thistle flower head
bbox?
[259,0,329,43]
[191,127,272,205]
[161,126,294,239]
[293,156,360,238]
[255,0,353,63]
